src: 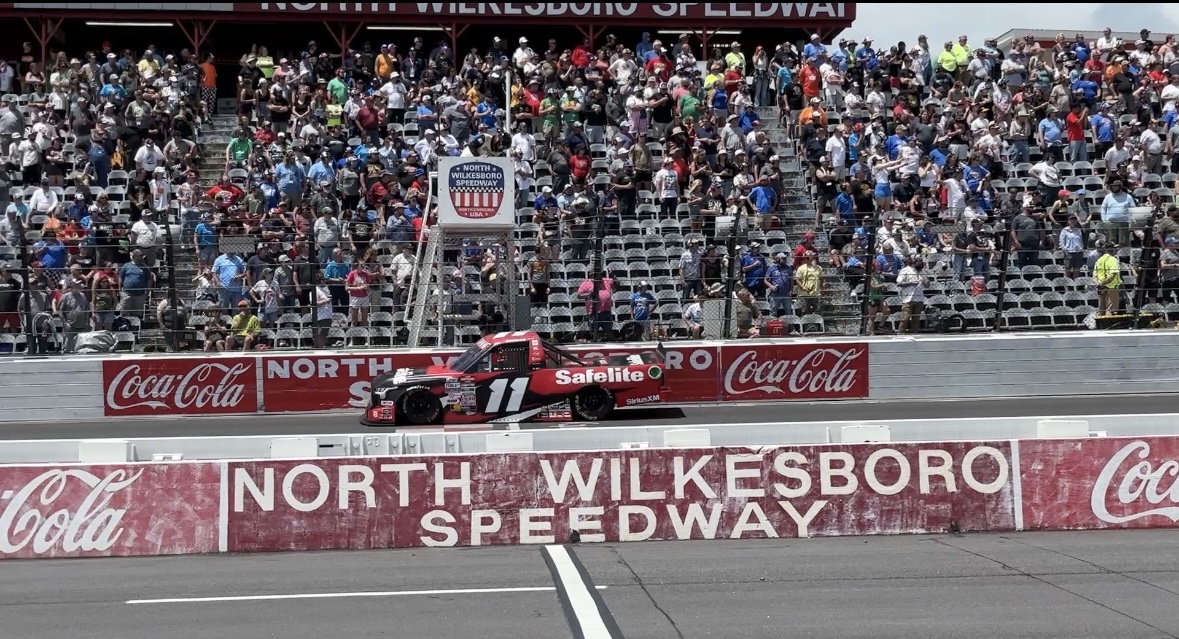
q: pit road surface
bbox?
[4,531,1179,639]
[1,393,1174,440]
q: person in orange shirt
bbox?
[800,58,822,102]
[199,52,218,115]
[798,98,828,128]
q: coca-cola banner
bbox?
[259,343,868,413]
[0,462,221,559]
[717,343,868,402]
[227,441,1014,552]
[102,358,258,416]
[1020,437,1179,531]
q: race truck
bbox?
[361,331,669,427]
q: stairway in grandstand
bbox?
[135,114,236,351]
[758,107,859,334]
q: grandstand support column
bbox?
[692,28,720,65]
[859,220,876,336]
[175,20,217,59]
[18,231,33,354]
[572,25,599,49]
[993,217,1014,332]
[440,23,469,58]
[22,17,61,69]
[326,21,367,56]
[722,214,743,340]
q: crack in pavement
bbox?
[932,537,1179,639]
[609,546,686,639]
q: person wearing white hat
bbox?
[513,36,534,70]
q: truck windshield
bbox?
[450,342,489,373]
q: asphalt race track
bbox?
[1,393,1176,440]
[4,531,1179,639]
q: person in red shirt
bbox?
[206,177,243,212]
[60,218,86,257]
[569,146,591,184]
[253,121,276,145]
[800,59,822,101]
[356,97,383,145]
[793,232,816,269]
[571,39,591,69]
[1064,103,1090,163]
[724,67,743,98]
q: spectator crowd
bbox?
[5,23,1179,354]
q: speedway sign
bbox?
[438,157,515,231]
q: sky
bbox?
[841,3,1179,48]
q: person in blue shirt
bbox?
[273,155,307,206]
[212,249,247,310]
[764,252,794,318]
[741,243,768,297]
[533,186,558,211]
[475,96,498,131]
[118,249,154,321]
[6,193,28,222]
[711,85,729,118]
[747,176,778,219]
[322,247,351,310]
[885,124,909,161]
[635,32,654,60]
[738,104,760,135]
[829,43,849,73]
[1071,77,1099,108]
[1037,111,1065,161]
[629,281,657,338]
[33,230,68,272]
[1089,104,1117,155]
[833,183,855,223]
[802,35,826,60]
[307,154,335,186]
[962,160,989,196]
[194,213,218,267]
[874,245,903,283]
[929,139,950,167]
[99,76,127,106]
[66,194,88,222]
[855,38,877,69]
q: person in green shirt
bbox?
[225,129,253,167]
[326,69,348,106]
[540,89,561,141]
[679,87,701,120]
[561,87,581,127]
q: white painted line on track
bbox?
[541,545,623,639]
[125,585,606,605]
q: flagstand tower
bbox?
[406,157,520,349]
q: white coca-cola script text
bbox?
[1091,440,1179,524]
[106,362,251,411]
[0,468,144,555]
[723,348,864,397]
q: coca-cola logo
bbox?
[1091,440,1179,524]
[0,468,144,555]
[106,362,252,412]
[723,347,865,397]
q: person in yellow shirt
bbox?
[1093,243,1123,316]
[724,42,746,73]
[951,36,971,80]
[937,41,958,76]
[375,44,396,82]
[794,252,823,315]
[226,299,261,351]
[703,63,725,92]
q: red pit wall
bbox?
[0,462,221,559]
[227,442,1015,552]
[1021,437,1179,531]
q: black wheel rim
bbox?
[582,390,606,412]
[408,394,433,416]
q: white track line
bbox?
[126,585,606,605]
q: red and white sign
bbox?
[259,343,869,413]
[718,343,869,401]
[226,442,1014,552]
[102,359,258,416]
[244,2,854,22]
[0,462,220,559]
[1020,437,1179,531]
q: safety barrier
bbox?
[2,434,1175,559]
[1,413,1171,464]
[1,330,1177,422]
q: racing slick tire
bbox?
[571,386,615,421]
[399,386,443,426]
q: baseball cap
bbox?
[238,300,249,307]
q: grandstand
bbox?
[0,7,1176,354]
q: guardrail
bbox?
[4,330,1179,422]
[2,433,1175,559]
[0,413,1168,465]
